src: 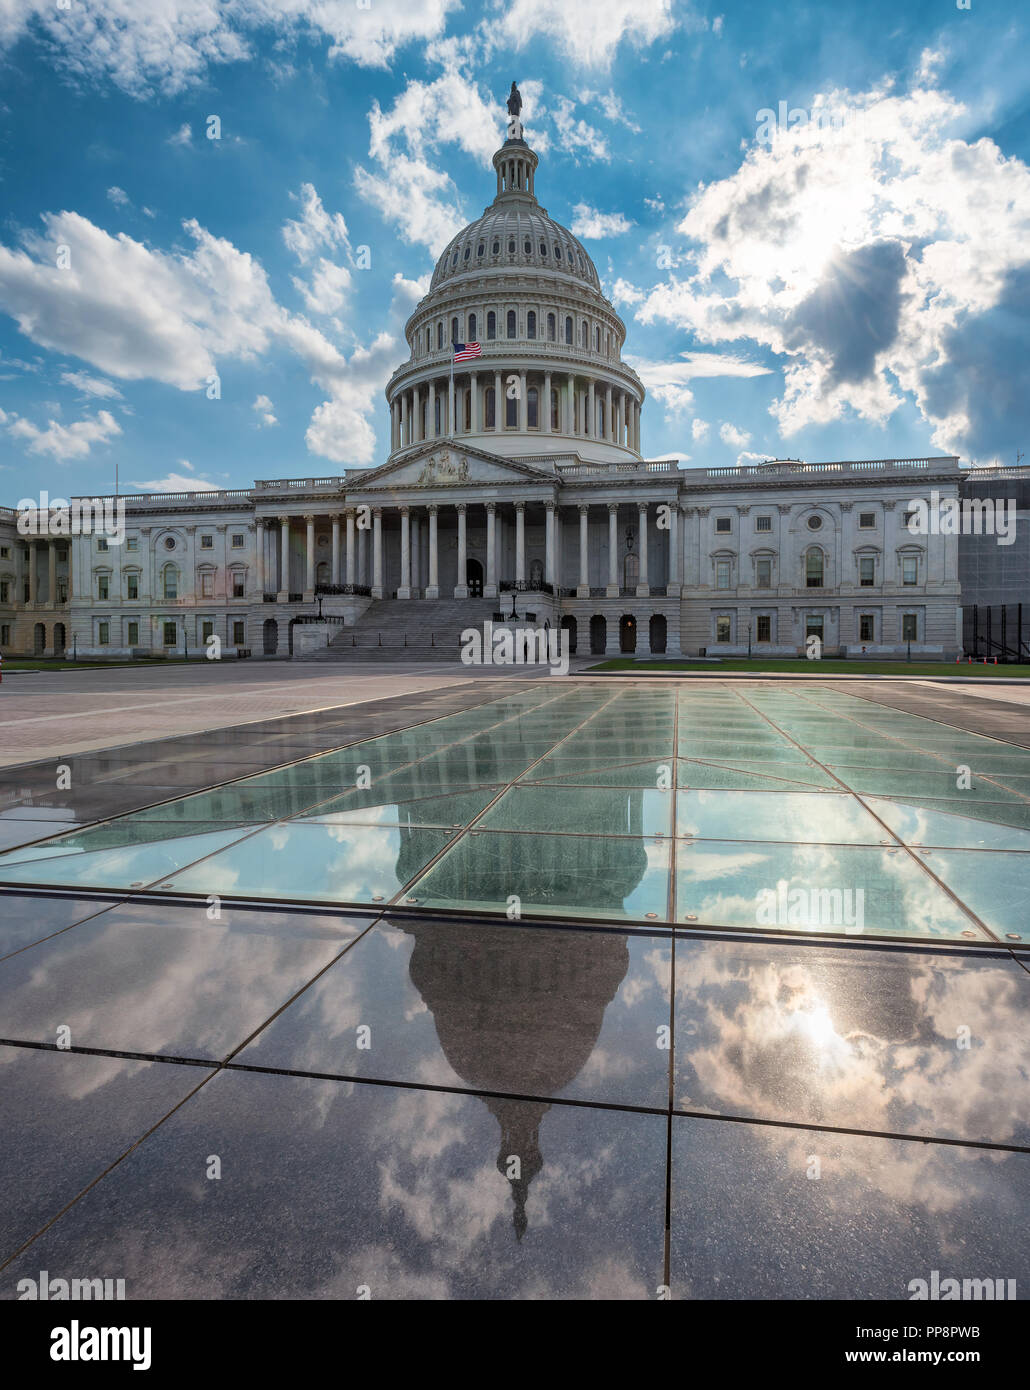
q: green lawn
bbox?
[1,657,208,672]
[588,657,1030,677]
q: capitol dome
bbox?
[384,86,645,464]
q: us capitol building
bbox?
[1,86,1024,663]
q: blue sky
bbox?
[0,0,1027,501]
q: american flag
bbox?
[452,341,482,362]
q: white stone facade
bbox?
[0,123,966,661]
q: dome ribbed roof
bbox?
[430,203,601,293]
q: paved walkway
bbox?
[0,661,536,765]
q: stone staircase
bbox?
[307,598,506,662]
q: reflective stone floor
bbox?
[0,679,1027,1298]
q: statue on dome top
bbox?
[506,81,524,141]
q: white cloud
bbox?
[570,204,634,239]
[282,183,350,264]
[550,96,610,162]
[354,153,466,255]
[3,407,121,461]
[293,259,352,317]
[636,80,1030,461]
[167,122,192,147]
[106,185,130,207]
[719,421,751,449]
[0,1,463,96]
[253,393,277,427]
[628,352,771,414]
[691,418,710,441]
[495,0,678,67]
[60,370,123,399]
[132,470,219,493]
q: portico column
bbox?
[412,386,421,443]
[400,393,409,449]
[544,372,552,434]
[278,516,290,599]
[587,380,595,437]
[428,381,436,439]
[470,372,479,432]
[515,502,526,584]
[605,385,613,442]
[398,506,411,599]
[545,502,556,587]
[607,503,619,597]
[454,503,468,598]
[255,519,266,595]
[667,503,680,596]
[493,371,502,431]
[519,370,527,431]
[567,373,575,434]
[577,504,590,598]
[371,508,383,599]
[345,509,356,586]
[637,504,650,596]
[410,510,421,593]
[633,399,641,452]
[304,515,315,598]
[331,515,341,586]
[426,505,439,599]
[391,399,399,451]
[357,521,367,586]
[484,502,497,597]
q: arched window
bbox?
[565,316,573,344]
[468,312,477,341]
[540,242,547,256]
[451,316,459,344]
[437,322,443,349]
[528,386,539,429]
[451,251,458,267]
[581,320,589,348]
[547,312,556,341]
[492,239,500,254]
[551,388,560,430]
[434,396,442,435]
[508,238,516,254]
[477,242,484,258]
[485,387,496,428]
[162,564,178,600]
[595,326,601,351]
[524,239,532,255]
[806,549,824,588]
[464,390,471,431]
[463,245,470,261]
[506,309,517,338]
[554,243,562,260]
[487,311,496,340]
[506,391,518,428]
[527,310,536,339]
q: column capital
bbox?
[545,499,556,513]
[278,514,290,525]
[344,506,356,519]
[578,503,589,515]
[372,506,383,518]
[607,501,619,515]
[256,517,265,529]
[455,501,467,514]
[303,513,315,523]
[484,501,496,514]
[514,500,525,514]
[399,504,410,517]
[427,503,438,516]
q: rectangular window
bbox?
[902,556,918,585]
[902,613,918,641]
[97,575,109,600]
[716,559,731,589]
[0,625,9,645]
[806,551,823,587]
[0,581,8,603]
[201,572,214,598]
[859,557,875,586]
[163,621,177,646]
[98,621,110,646]
[755,558,771,589]
[755,515,771,532]
[806,615,824,640]
[715,517,731,533]
[859,614,875,641]
[126,574,139,600]
[127,621,139,645]
[126,536,139,551]
[163,570,178,599]
[716,616,731,643]
[96,537,109,552]
[859,512,875,529]
[202,620,214,644]
[233,620,245,646]
[903,510,917,527]
[756,615,771,642]
[232,574,245,598]
[201,535,213,549]
[231,534,244,549]
[0,546,9,558]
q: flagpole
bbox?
[450,347,455,438]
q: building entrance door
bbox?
[466,558,484,597]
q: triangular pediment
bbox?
[349,443,554,491]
